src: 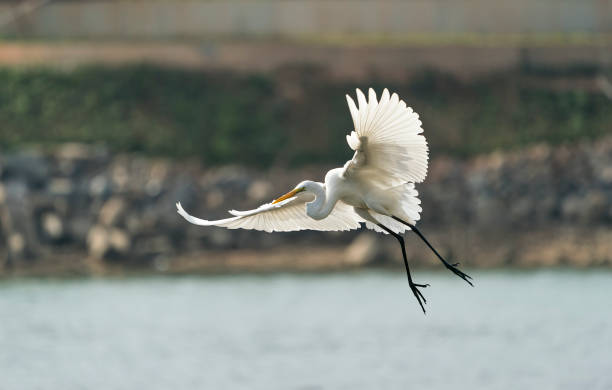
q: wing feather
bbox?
[176,192,363,233]
[344,88,428,188]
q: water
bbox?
[1,270,611,390]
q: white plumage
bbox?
[177,87,472,313]
[177,87,427,234]
[343,88,428,187]
[177,191,361,233]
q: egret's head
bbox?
[271,181,314,204]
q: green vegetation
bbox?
[0,65,610,167]
[0,66,285,166]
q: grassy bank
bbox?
[0,65,610,166]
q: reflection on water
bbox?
[1,270,611,390]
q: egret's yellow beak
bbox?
[272,187,304,204]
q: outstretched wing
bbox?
[176,192,363,233]
[343,88,429,188]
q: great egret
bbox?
[177,88,472,313]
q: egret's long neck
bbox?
[306,182,338,220]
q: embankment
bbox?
[1,137,611,276]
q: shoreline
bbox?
[3,230,611,278]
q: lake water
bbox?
[1,270,611,390]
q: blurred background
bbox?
[1,1,611,389]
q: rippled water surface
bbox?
[1,270,611,390]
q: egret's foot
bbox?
[443,261,473,287]
[409,282,429,314]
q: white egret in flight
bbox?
[177,88,472,313]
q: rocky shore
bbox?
[1,137,612,276]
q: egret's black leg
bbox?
[392,217,473,286]
[377,223,429,314]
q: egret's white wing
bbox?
[343,88,429,187]
[176,192,363,233]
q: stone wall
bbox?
[1,137,611,275]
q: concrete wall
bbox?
[1,0,611,38]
